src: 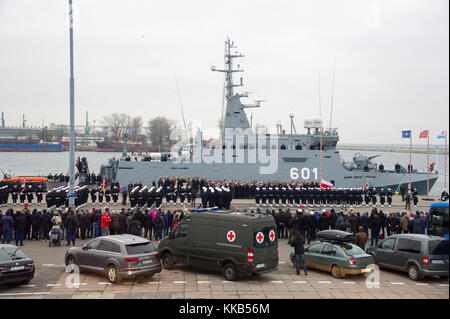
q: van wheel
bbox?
[106,265,122,284]
[407,264,423,281]
[331,265,345,278]
[162,253,174,270]
[223,263,238,281]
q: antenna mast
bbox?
[174,77,187,133]
[329,60,336,130]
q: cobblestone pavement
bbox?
[0,236,448,299]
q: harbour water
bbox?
[0,150,448,196]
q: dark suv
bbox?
[65,235,161,284]
[367,234,449,280]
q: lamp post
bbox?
[68,0,76,207]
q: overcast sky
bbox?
[0,0,448,144]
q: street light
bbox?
[68,0,76,207]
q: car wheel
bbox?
[407,264,422,281]
[162,253,174,270]
[106,265,122,284]
[331,265,344,279]
[223,263,238,281]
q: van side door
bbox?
[189,221,218,270]
[393,238,422,270]
[375,238,396,267]
[171,220,191,264]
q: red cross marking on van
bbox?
[269,230,275,241]
[227,230,236,242]
[256,232,264,244]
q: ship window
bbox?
[280,144,286,150]
[295,144,302,150]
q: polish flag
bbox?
[320,179,333,189]
[363,179,369,191]
[419,130,429,139]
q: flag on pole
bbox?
[419,130,429,139]
[363,179,369,191]
[437,131,447,139]
[101,179,106,193]
[320,179,334,189]
[402,130,411,138]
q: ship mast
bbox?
[212,39,262,142]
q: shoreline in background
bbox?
[337,145,448,155]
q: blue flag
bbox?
[402,130,411,139]
[437,131,447,139]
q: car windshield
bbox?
[0,248,27,262]
[340,244,365,256]
[125,242,155,255]
[428,240,449,256]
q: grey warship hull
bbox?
[100,39,438,195]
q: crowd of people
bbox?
[0,206,189,246]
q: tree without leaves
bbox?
[102,113,131,142]
[147,116,175,147]
[129,116,143,142]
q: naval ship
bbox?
[99,39,438,195]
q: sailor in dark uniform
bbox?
[370,187,377,206]
[379,188,386,207]
[155,186,163,208]
[223,186,232,209]
[214,187,224,209]
[90,188,97,203]
[288,186,294,205]
[294,186,301,205]
[255,185,261,206]
[281,186,287,206]
[105,187,111,204]
[26,184,34,204]
[387,188,393,207]
[274,185,280,206]
[98,186,104,204]
[364,190,370,207]
[267,185,274,206]
[207,187,215,207]
[12,190,18,204]
[201,186,208,208]
[171,187,178,206]
[129,186,139,207]
[165,186,172,204]
[261,185,267,206]
[413,188,419,207]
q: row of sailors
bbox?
[253,187,416,207]
[125,185,232,209]
[0,185,45,205]
[44,186,90,208]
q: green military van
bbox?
[157,210,279,281]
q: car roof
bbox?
[430,201,449,208]
[387,234,447,241]
[98,235,149,245]
[0,244,20,251]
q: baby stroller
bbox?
[49,225,62,247]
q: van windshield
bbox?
[428,240,449,256]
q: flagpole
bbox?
[427,132,430,195]
[409,134,412,192]
[320,127,323,184]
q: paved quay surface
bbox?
[0,235,448,299]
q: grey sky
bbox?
[0,0,448,144]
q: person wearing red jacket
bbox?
[101,210,112,236]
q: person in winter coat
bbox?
[118,210,127,235]
[127,214,142,236]
[154,212,164,240]
[110,210,120,235]
[101,210,112,236]
[329,210,337,230]
[355,226,368,251]
[290,231,307,275]
[79,210,91,240]
[360,213,369,234]
[143,211,153,240]
[40,209,52,240]
[318,210,330,231]
[31,209,41,240]
[369,213,381,246]
[14,210,27,246]
[400,213,410,234]
[65,209,78,246]
[339,217,352,232]
[1,209,14,244]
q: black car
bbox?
[0,245,35,286]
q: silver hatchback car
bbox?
[65,235,161,284]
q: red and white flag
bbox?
[320,179,334,189]
[101,179,106,193]
[363,179,369,191]
[419,130,429,139]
